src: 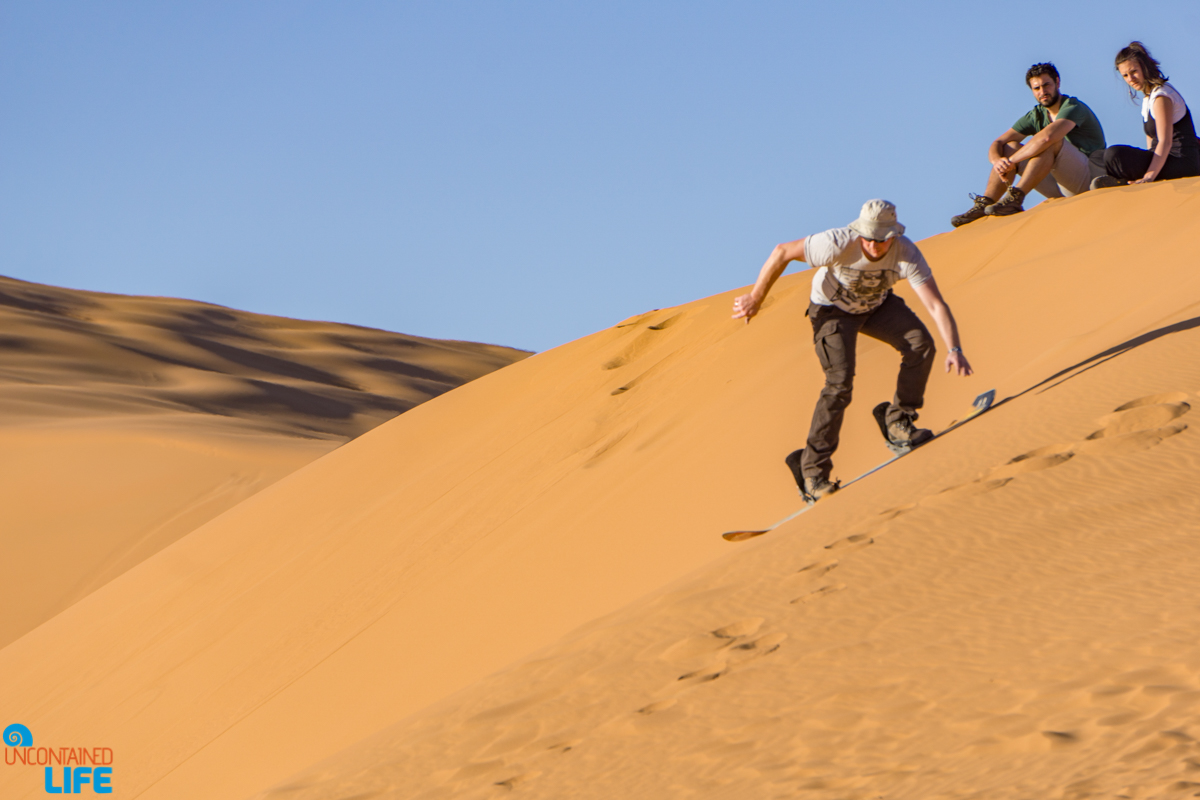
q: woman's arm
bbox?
[1135,94,1174,183]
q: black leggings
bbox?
[1089,145,1200,182]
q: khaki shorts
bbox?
[1016,137,1096,197]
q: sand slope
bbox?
[0,276,528,647]
[264,328,1200,799]
[1,179,1198,800]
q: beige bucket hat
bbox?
[848,199,906,241]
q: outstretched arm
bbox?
[1133,95,1175,184]
[912,277,973,376]
[731,238,808,323]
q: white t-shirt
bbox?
[1143,83,1187,125]
[806,227,932,314]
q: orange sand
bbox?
[0,276,527,647]
[1,180,1198,799]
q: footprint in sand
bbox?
[660,634,732,662]
[790,583,846,604]
[664,619,786,688]
[672,632,789,682]
[601,312,686,371]
[677,663,726,684]
[824,533,873,551]
[729,632,787,656]
[657,618,765,666]
[924,448,1066,505]
[494,771,542,790]
[795,559,839,578]
[637,698,678,715]
[712,618,765,639]
[584,428,633,465]
[877,503,916,521]
[1076,398,1189,455]
[929,393,1191,501]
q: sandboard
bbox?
[721,389,996,542]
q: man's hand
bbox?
[946,350,973,376]
[734,239,806,325]
[732,293,761,323]
[992,157,1016,182]
[913,278,974,378]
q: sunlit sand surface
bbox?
[2,179,1199,799]
[0,276,527,647]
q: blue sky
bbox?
[2,1,1197,352]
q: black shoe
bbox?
[785,449,840,503]
[1090,175,1127,190]
[802,475,840,504]
[785,448,806,491]
[950,194,993,228]
[985,188,1025,217]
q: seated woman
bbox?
[1090,42,1200,188]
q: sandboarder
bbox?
[732,199,973,502]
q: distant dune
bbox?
[0,275,528,437]
[1,180,1198,800]
[0,275,529,647]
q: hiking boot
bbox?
[802,475,840,504]
[1090,174,1127,190]
[886,414,934,450]
[950,194,993,228]
[985,187,1025,217]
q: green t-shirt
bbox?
[1013,95,1106,155]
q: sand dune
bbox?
[1,179,1198,800]
[0,276,528,647]
[263,316,1200,800]
[0,275,527,436]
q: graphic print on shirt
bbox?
[828,267,896,313]
[808,227,932,314]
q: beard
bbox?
[1039,90,1061,108]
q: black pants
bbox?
[800,293,936,481]
[1089,145,1200,183]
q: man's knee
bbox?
[822,371,853,394]
[820,374,854,407]
[902,329,936,366]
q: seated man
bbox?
[952,63,1106,226]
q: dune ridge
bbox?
[0,274,527,437]
[0,275,529,647]
[1,180,1199,800]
